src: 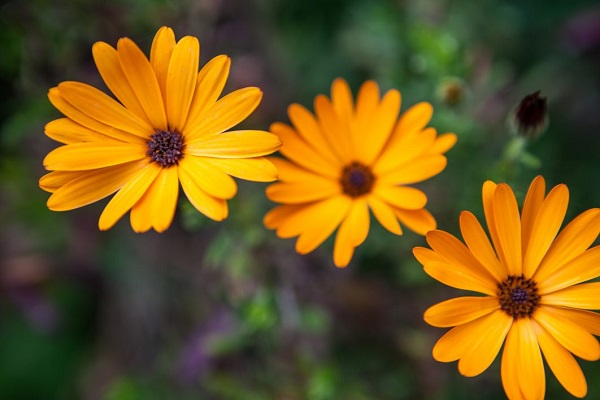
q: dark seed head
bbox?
[498,274,541,319]
[147,129,184,167]
[340,161,375,197]
[510,91,548,139]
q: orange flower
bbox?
[416,176,600,399]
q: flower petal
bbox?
[373,184,427,210]
[263,204,304,232]
[425,230,498,294]
[333,198,370,267]
[427,132,457,155]
[394,208,436,235]
[373,127,436,175]
[266,179,340,204]
[45,118,125,145]
[551,308,600,336]
[166,36,199,131]
[314,94,351,163]
[270,122,339,178]
[178,156,237,199]
[535,208,600,283]
[202,157,278,182]
[39,170,85,193]
[47,88,145,142]
[482,180,505,267]
[184,55,231,133]
[521,175,546,257]
[541,282,600,309]
[360,89,401,165]
[493,183,522,275]
[390,102,433,143]
[92,41,150,125]
[186,130,281,158]
[377,155,447,185]
[423,261,497,295]
[534,305,600,361]
[268,157,326,182]
[459,211,506,282]
[287,103,340,166]
[178,166,228,221]
[98,163,162,230]
[57,81,153,138]
[117,37,168,130]
[501,323,527,400]
[432,310,510,363]
[413,246,446,265]
[43,142,147,171]
[532,318,587,398]
[516,318,546,400]
[47,160,148,211]
[185,87,262,140]
[458,310,513,377]
[424,296,499,328]
[523,183,569,277]
[150,26,176,105]
[130,166,179,233]
[367,195,402,235]
[538,246,600,294]
[295,196,353,254]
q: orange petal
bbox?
[333,198,369,267]
[117,37,168,130]
[534,208,600,283]
[413,246,447,265]
[538,246,600,294]
[482,180,505,267]
[166,36,199,131]
[458,310,513,377]
[202,157,278,182]
[515,318,546,400]
[424,296,499,328]
[313,94,351,163]
[184,55,231,133]
[493,183,522,275]
[354,80,380,149]
[92,41,150,125]
[45,118,125,144]
[394,208,436,235]
[541,282,600,309]
[150,26,176,104]
[263,204,304,231]
[532,318,587,398]
[178,166,228,221]
[534,305,600,361]
[39,170,86,193]
[377,155,447,185]
[501,323,527,400]
[266,180,340,204]
[373,185,427,210]
[549,308,600,336]
[57,81,153,138]
[423,261,497,295]
[425,230,498,294]
[47,160,148,211]
[373,127,436,175]
[43,142,147,171]
[367,195,402,235]
[287,103,340,166]
[520,176,546,257]
[427,132,457,155]
[186,130,281,158]
[523,183,569,277]
[98,163,162,230]
[270,122,339,178]
[459,211,505,282]
[185,87,262,140]
[178,156,237,199]
[359,89,401,165]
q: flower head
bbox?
[264,78,456,267]
[509,91,549,139]
[40,26,281,232]
[415,176,600,399]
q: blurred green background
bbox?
[1,0,600,399]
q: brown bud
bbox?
[509,91,548,139]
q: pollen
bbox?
[147,129,184,167]
[497,274,541,319]
[340,161,375,197]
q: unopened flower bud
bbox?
[509,91,548,139]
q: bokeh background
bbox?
[2,0,600,399]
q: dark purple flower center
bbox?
[340,161,375,197]
[147,129,184,167]
[498,274,540,319]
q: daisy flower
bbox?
[39,26,281,232]
[264,78,456,267]
[415,176,600,399]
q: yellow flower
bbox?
[39,26,281,232]
[415,176,600,399]
[264,78,456,267]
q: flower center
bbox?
[146,129,184,167]
[340,161,375,197]
[498,274,540,319]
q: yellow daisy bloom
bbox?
[264,78,456,267]
[39,26,281,232]
[415,176,600,399]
